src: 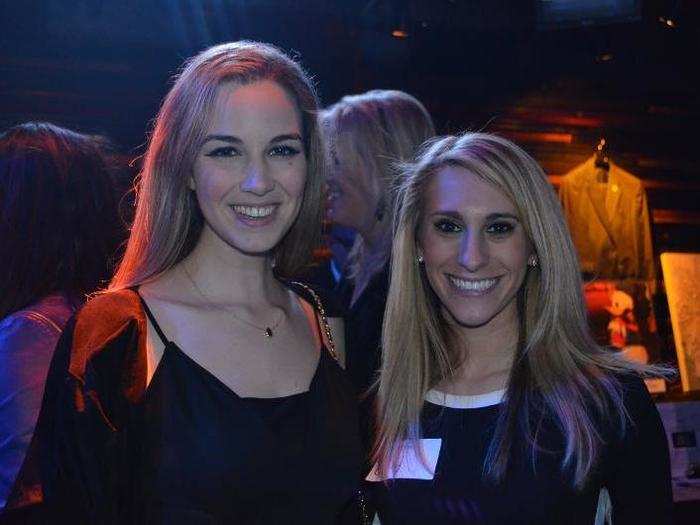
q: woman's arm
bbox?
[37,317,129,524]
[605,376,673,524]
[0,314,60,509]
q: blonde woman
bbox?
[37,42,362,523]
[368,133,671,524]
[321,90,435,393]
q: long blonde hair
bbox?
[374,133,654,488]
[321,90,434,300]
[110,41,324,289]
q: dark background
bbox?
[1,0,698,353]
[1,2,699,519]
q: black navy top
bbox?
[367,376,672,525]
[34,285,363,524]
[339,265,389,397]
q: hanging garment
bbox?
[558,156,656,283]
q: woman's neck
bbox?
[437,307,520,396]
[174,228,283,306]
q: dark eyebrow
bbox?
[270,133,303,143]
[486,213,520,221]
[430,210,463,220]
[429,211,520,222]
[200,133,302,147]
[201,135,243,146]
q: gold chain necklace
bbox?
[181,264,284,338]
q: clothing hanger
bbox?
[594,137,610,182]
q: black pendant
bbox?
[265,327,273,337]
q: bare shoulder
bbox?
[285,280,347,367]
[136,270,191,305]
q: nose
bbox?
[458,229,488,272]
[240,159,274,196]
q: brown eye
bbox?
[486,222,515,235]
[434,219,462,234]
[205,146,240,158]
[269,145,301,157]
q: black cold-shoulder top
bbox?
[32,283,363,524]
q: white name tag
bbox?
[366,438,442,481]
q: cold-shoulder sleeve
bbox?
[605,374,673,524]
[37,290,148,524]
[287,280,344,318]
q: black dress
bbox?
[35,285,363,524]
[340,265,389,397]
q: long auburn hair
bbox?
[374,133,656,488]
[0,122,122,319]
[321,90,434,301]
[110,41,324,290]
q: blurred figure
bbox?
[0,122,122,518]
[321,90,435,393]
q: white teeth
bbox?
[232,205,275,218]
[449,276,497,291]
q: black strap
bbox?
[306,297,326,348]
[289,281,338,363]
[287,281,323,337]
[135,291,171,346]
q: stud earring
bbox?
[417,254,424,264]
[528,255,538,268]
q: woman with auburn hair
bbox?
[0,123,122,522]
[38,42,362,523]
[367,133,672,524]
[321,90,435,394]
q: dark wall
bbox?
[2,1,698,270]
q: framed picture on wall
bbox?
[661,253,700,393]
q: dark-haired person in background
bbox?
[0,122,123,520]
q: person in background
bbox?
[37,41,363,524]
[368,133,672,524]
[0,122,122,520]
[321,90,435,395]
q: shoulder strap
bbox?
[291,281,338,363]
[134,291,171,346]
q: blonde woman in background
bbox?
[367,133,672,524]
[37,41,363,524]
[321,90,435,394]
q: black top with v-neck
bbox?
[34,285,363,524]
